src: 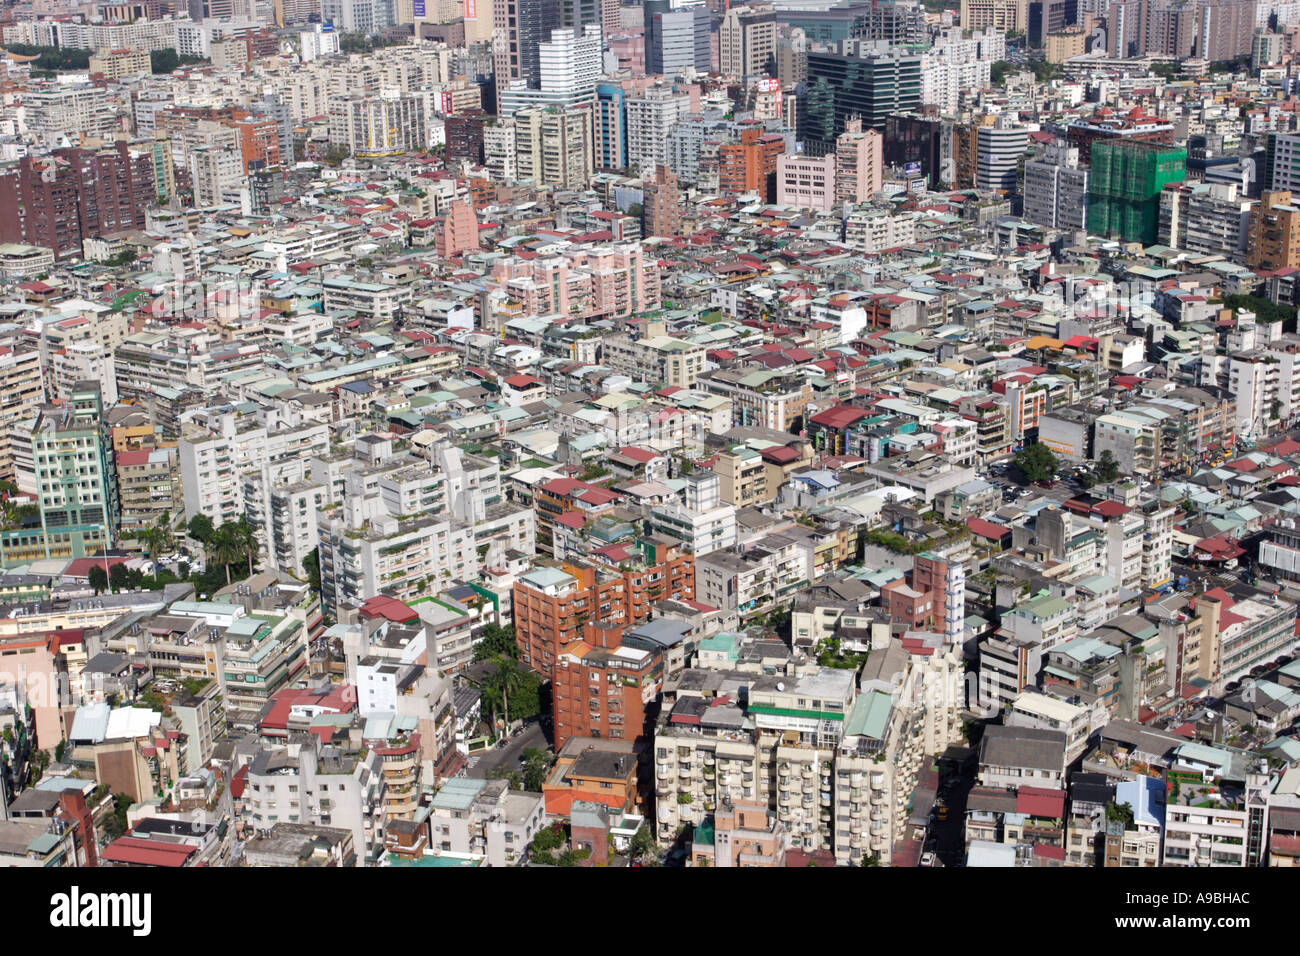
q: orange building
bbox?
[719,127,786,203]
[551,621,661,750]
[541,736,641,817]
[1248,190,1300,272]
[512,541,693,678]
[233,118,282,172]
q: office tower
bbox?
[834,116,883,203]
[801,40,922,154]
[595,82,628,171]
[976,118,1029,194]
[959,0,1030,32]
[1028,0,1068,46]
[646,0,712,75]
[1023,143,1089,230]
[1087,140,1187,244]
[498,24,604,114]
[492,0,561,110]
[883,113,943,184]
[643,164,682,237]
[720,4,778,77]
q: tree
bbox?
[325,144,351,167]
[187,513,214,544]
[210,523,244,586]
[529,822,566,857]
[234,516,259,577]
[109,563,130,592]
[473,623,518,662]
[990,60,1014,85]
[1095,449,1120,482]
[630,824,660,864]
[303,547,322,592]
[520,747,554,791]
[1014,442,1058,484]
[101,793,134,840]
[54,740,66,763]
[88,565,108,595]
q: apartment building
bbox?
[240,736,387,866]
[427,777,547,866]
[1163,803,1249,866]
[0,347,43,484]
[180,415,330,526]
[552,621,662,748]
[513,542,693,678]
[600,334,708,387]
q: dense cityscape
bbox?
[0,0,1294,879]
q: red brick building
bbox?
[551,621,662,749]
[513,541,693,679]
[718,127,786,203]
[0,143,154,259]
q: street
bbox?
[464,722,549,780]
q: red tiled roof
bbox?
[810,404,871,430]
[65,556,131,578]
[967,517,1011,542]
[1017,786,1065,819]
[359,595,418,623]
[101,837,197,867]
[554,511,586,529]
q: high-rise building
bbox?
[1197,0,1257,62]
[328,93,428,158]
[1247,189,1300,271]
[435,200,480,258]
[774,27,809,85]
[0,347,42,486]
[976,119,1029,195]
[497,24,604,114]
[1159,181,1252,260]
[1022,143,1090,230]
[801,40,922,153]
[0,142,155,260]
[834,116,883,203]
[720,4,778,77]
[446,108,490,165]
[34,383,120,554]
[1087,140,1187,244]
[484,119,519,179]
[719,126,787,201]
[515,106,595,189]
[646,0,712,75]
[595,83,627,171]
[492,0,561,110]
[959,0,1030,32]
[643,164,682,237]
[626,84,691,172]
[883,113,943,185]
